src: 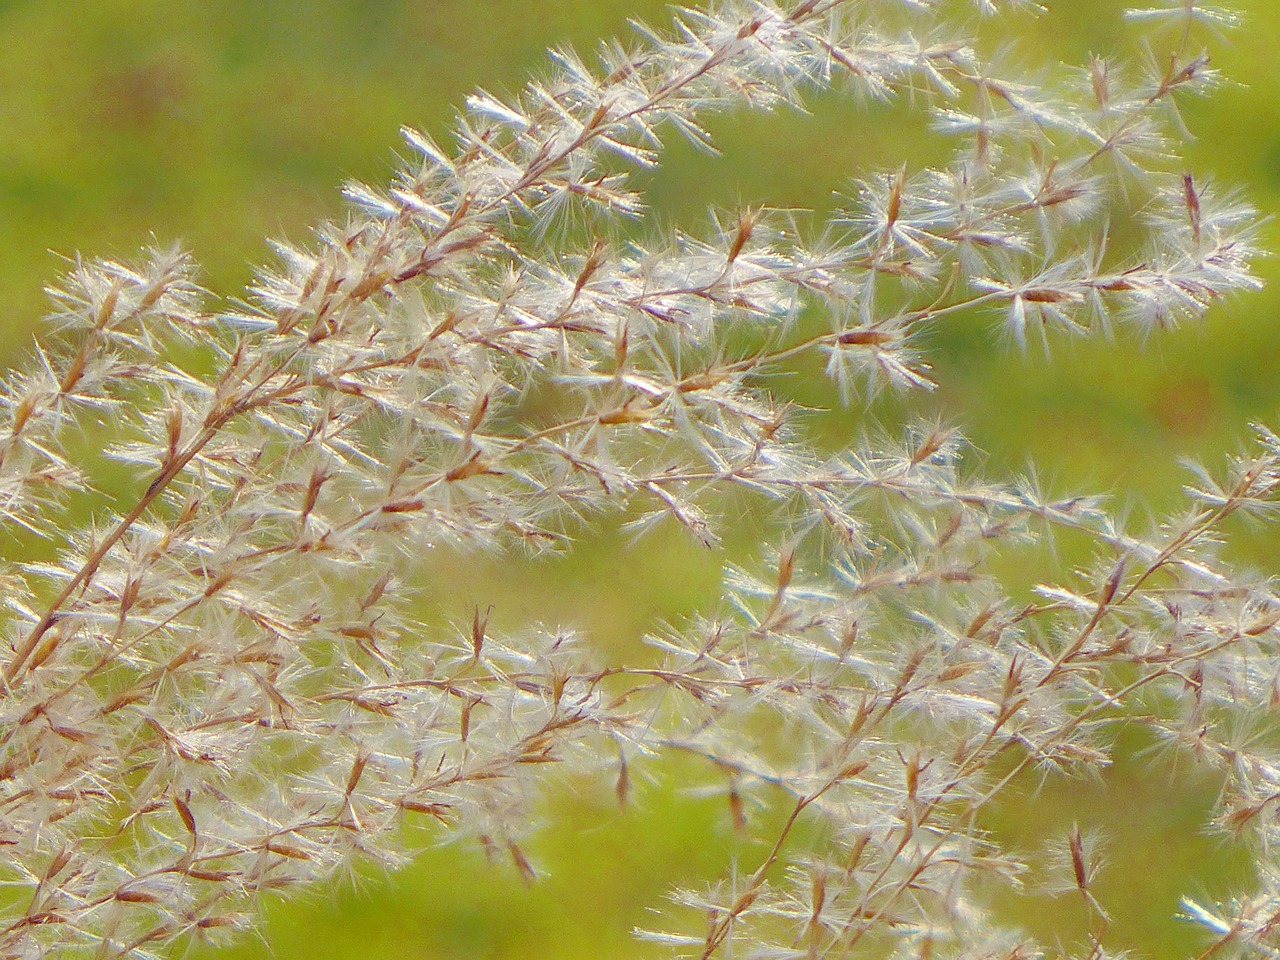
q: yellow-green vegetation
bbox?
[1,2,1277,959]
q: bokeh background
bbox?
[0,1,1277,957]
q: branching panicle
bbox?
[0,1,1271,958]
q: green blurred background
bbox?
[0,1,1276,957]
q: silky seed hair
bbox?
[0,1,1270,958]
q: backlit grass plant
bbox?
[0,1,1273,957]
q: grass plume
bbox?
[0,1,1272,958]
